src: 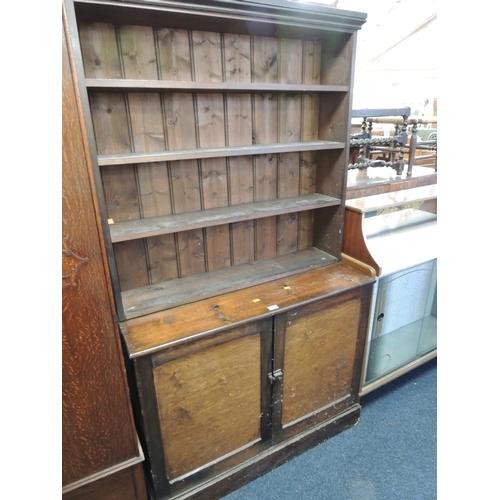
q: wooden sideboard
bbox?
[123,263,373,499]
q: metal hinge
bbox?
[268,369,283,384]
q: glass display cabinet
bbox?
[342,184,437,395]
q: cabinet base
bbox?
[154,404,361,500]
[361,350,437,397]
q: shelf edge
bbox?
[86,78,349,93]
[110,194,341,243]
[98,141,345,166]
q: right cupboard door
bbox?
[273,289,369,442]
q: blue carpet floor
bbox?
[222,358,437,500]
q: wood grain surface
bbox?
[62,9,142,490]
[281,298,361,425]
[154,333,262,479]
[78,19,352,302]
[121,261,373,356]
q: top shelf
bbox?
[73,0,367,40]
[86,78,349,94]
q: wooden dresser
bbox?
[62,1,373,498]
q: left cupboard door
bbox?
[133,318,274,498]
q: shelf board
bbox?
[121,247,337,319]
[86,78,349,93]
[98,140,344,166]
[109,193,340,243]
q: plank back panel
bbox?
[192,30,231,272]
[299,39,321,250]
[320,32,352,86]
[157,28,191,80]
[81,25,150,291]
[100,162,149,290]
[78,19,349,298]
[224,33,255,265]
[122,26,178,285]
[79,21,122,79]
[89,92,131,155]
[127,92,165,153]
[137,162,178,283]
[119,24,159,80]
[276,38,302,255]
[160,32,204,278]
[252,35,279,260]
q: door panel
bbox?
[150,319,272,483]
[273,292,364,440]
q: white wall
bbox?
[296,0,438,114]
